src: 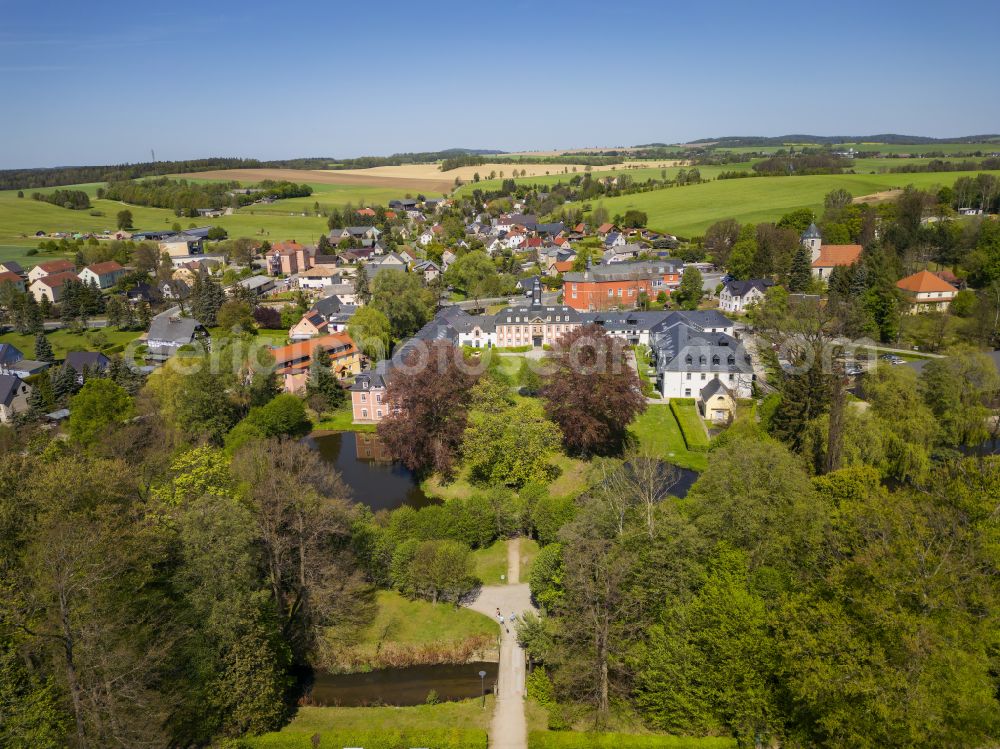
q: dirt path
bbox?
[466,539,534,749]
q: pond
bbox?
[306,431,436,512]
[308,662,500,707]
[670,467,700,499]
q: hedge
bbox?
[528,732,736,749]
[239,728,488,749]
[669,399,709,452]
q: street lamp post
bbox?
[479,670,487,708]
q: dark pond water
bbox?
[306,431,436,512]
[308,662,499,707]
[670,467,700,499]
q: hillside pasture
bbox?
[174,166,454,194]
[564,169,1000,237]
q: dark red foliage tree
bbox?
[540,324,646,456]
[378,340,479,477]
[253,305,282,329]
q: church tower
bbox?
[801,222,822,263]
[532,277,542,307]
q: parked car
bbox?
[846,365,864,376]
[880,353,905,365]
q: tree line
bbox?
[31,189,91,210]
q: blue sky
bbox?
[1,0,998,168]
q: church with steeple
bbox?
[801,222,862,279]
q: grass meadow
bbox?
[565,169,1000,237]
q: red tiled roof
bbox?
[0,272,22,284]
[85,261,124,275]
[812,244,863,268]
[271,333,358,372]
[554,260,575,273]
[34,271,79,288]
[597,223,614,234]
[270,240,304,253]
[37,259,75,274]
[896,270,958,294]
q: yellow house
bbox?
[895,270,958,313]
[699,379,736,423]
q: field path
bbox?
[465,538,534,749]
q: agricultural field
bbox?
[834,141,1000,155]
[564,169,1000,237]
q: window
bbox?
[685,355,692,364]
[376,410,382,418]
[684,388,691,396]
[362,409,368,418]
[729,374,735,381]
[376,394,382,403]
[686,372,691,380]
[727,355,735,365]
[712,355,719,365]
[360,394,367,403]
[701,373,706,380]
[608,288,614,297]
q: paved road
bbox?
[465,539,535,749]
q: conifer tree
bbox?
[788,243,813,292]
[33,332,54,362]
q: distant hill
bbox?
[682,134,1000,148]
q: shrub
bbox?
[531,493,576,546]
[669,399,709,452]
[529,543,564,612]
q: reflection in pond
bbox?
[306,431,437,512]
[308,662,499,707]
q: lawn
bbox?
[244,700,491,748]
[529,733,736,749]
[325,590,497,673]
[311,402,376,433]
[0,327,143,359]
[472,539,510,585]
[519,538,540,580]
[629,404,707,472]
[562,169,1000,238]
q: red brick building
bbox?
[562,260,682,311]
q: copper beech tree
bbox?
[378,340,479,477]
[540,324,646,456]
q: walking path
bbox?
[465,538,535,749]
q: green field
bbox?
[564,170,1000,237]
[629,404,707,472]
[834,141,1000,155]
[0,327,143,360]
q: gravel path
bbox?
[465,538,535,749]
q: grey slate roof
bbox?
[723,279,774,298]
[563,260,681,283]
[64,351,110,374]
[700,378,732,400]
[0,374,25,407]
[651,326,752,375]
[148,313,204,345]
[802,222,821,239]
[0,344,23,366]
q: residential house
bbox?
[29,271,80,303]
[441,250,457,271]
[267,241,313,275]
[562,260,682,311]
[413,259,441,283]
[418,228,435,246]
[270,333,361,393]
[64,351,110,382]
[602,243,643,264]
[397,247,416,265]
[0,374,31,424]
[0,271,25,293]
[311,295,357,329]
[0,344,24,371]
[289,311,329,340]
[298,265,343,290]
[0,261,24,276]
[146,311,209,363]
[896,270,958,313]
[78,261,127,289]
[718,279,774,313]
[160,279,190,300]
[596,222,617,237]
[801,223,862,279]
[27,259,75,284]
[603,232,626,249]
[350,368,390,423]
[364,253,408,279]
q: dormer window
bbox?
[712,355,720,365]
[699,355,706,364]
[727,355,735,365]
[685,355,693,364]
